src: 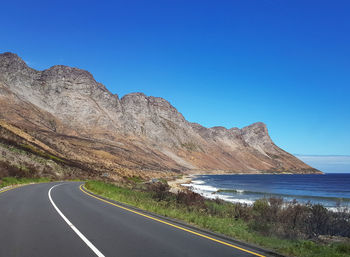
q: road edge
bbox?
[81,183,285,257]
[0,184,25,194]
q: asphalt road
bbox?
[0,182,269,257]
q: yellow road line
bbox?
[80,184,266,257]
[0,184,24,194]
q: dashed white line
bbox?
[48,184,105,257]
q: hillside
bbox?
[0,52,321,179]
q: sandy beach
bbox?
[168,175,195,193]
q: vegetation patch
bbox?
[181,142,198,152]
[126,175,144,184]
[19,144,65,163]
[0,176,51,189]
[85,180,350,257]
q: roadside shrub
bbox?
[228,203,251,221]
[279,201,310,239]
[142,181,350,241]
[176,190,205,209]
[307,204,330,237]
[269,197,283,217]
[0,161,37,178]
[147,182,171,201]
[249,199,274,235]
[327,208,350,238]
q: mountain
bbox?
[0,52,321,180]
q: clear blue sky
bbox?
[1,0,349,155]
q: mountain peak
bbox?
[243,122,267,129]
[0,52,22,60]
[0,52,29,70]
[42,64,96,84]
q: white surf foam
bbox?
[181,182,254,205]
[182,183,218,192]
[182,180,349,210]
[327,206,350,213]
[191,180,205,185]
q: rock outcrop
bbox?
[0,52,321,178]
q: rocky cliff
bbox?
[0,52,321,179]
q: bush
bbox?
[147,182,171,201]
[0,161,37,178]
[249,199,273,235]
[307,204,330,237]
[279,202,310,239]
[328,209,350,237]
[176,190,205,209]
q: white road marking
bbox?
[48,184,105,257]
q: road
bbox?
[0,182,270,257]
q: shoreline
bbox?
[167,173,350,212]
[168,174,197,193]
[167,172,321,195]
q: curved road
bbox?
[0,182,269,257]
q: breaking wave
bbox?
[181,182,350,207]
[181,183,254,205]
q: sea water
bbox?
[182,174,350,209]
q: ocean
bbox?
[182,173,350,209]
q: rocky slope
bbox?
[0,52,321,179]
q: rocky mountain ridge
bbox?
[0,52,321,179]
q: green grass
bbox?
[0,177,51,189]
[85,180,350,257]
[126,175,144,183]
